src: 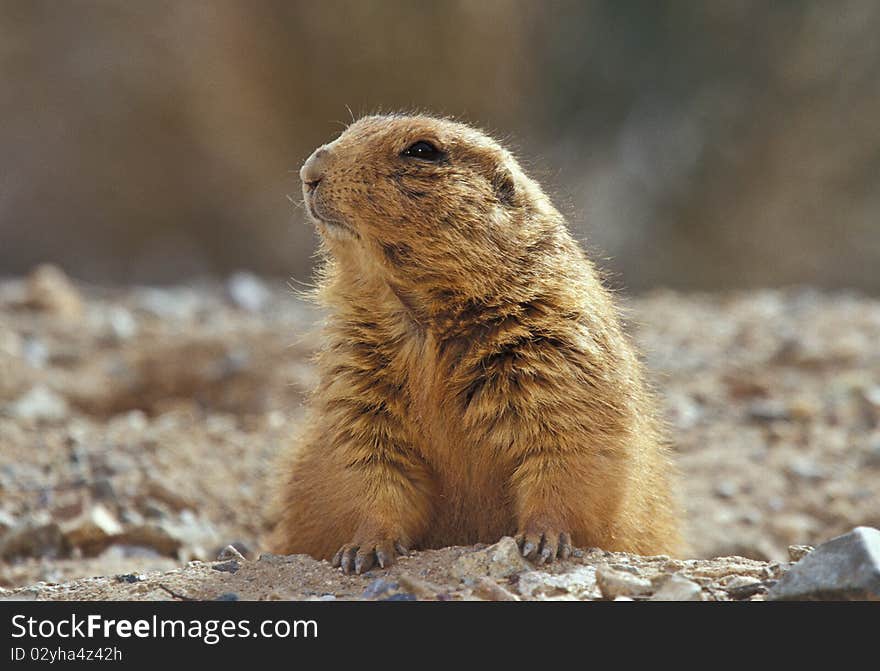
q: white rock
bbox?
[714,480,738,499]
[8,386,68,422]
[227,272,271,312]
[137,288,200,320]
[62,504,123,556]
[651,574,703,601]
[451,537,531,580]
[471,577,520,601]
[862,385,880,409]
[217,544,246,562]
[107,307,138,340]
[787,545,814,562]
[164,511,222,561]
[518,565,599,600]
[596,566,653,599]
[0,509,18,533]
[25,264,83,319]
[21,338,48,368]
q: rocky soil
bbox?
[1,265,878,600]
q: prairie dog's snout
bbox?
[300,146,330,188]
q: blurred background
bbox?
[2,0,879,292]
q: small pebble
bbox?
[596,566,652,599]
[788,545,814,562]
[651,574,702,601]
[216,544,247,562]
[25,264,83,319]
[714,480,738,499]
[227,272,271,312]
[748,399,790,422]
[7,386,68,423]
[212,560,240,574]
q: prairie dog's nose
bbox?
[300,146,330,187]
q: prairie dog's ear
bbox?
[492,165,517,207]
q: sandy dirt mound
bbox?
[4,538,787,602]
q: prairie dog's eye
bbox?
[401,140,445,162]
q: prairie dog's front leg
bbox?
[456,325,638,563]
[270,337,436,573]
[270,413,435,574]
[509,450,589,564]
[330,429,436,574]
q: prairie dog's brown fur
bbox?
[269,114,682,573]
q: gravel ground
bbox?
[0,266,878,600]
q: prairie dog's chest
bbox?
[398,332,446,440]
[362,302,497,473]
[402,338,500,476]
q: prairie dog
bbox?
[269,114,682,573]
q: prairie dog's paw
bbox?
[515,529,572,565]
[331,539,408,575]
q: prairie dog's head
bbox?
[300,114,559,295]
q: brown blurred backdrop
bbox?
[1,0,879,292]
